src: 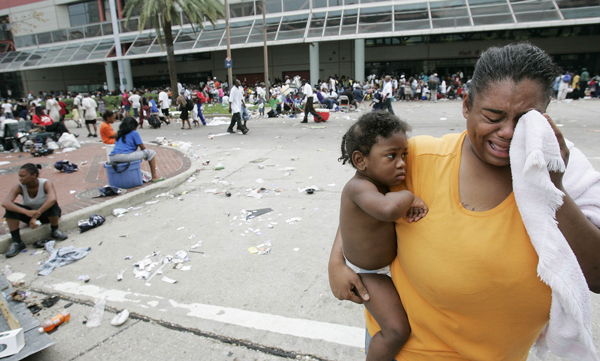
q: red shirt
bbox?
[32,114,53,127]
[58,101,68,116]
[122,93,129,106]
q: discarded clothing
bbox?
[54,160,78,173]
[78,214,106,233]
[37,241,91,276]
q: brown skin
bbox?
[329,78,600,306]
[2,169,59,231]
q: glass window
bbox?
[345,0,358,4]
[229,21,254,45]
[312,0,328,8]
[173,28,199,51]
[394,2,430,30]
[127,34,154,55]
[248,17,281,42]
[8,51,32,69]
[71,42,97,61]
[555,0,600,8]
[102,23,113,36]
[308,12,326,37]
[469,4,511,16]
[230,2,255,18]
[341,8,358,35]
[37,32,53,45]
[469,0,509,4]
[510,0,555,12]
[88,40,115,59]
[359,6,392,33]
[53,44,81,64]
[14,35,37,48]
[147,30,178,53]
[68,1,101,27]
[361,0,388,3]
[195,24,225,48]
[85,24,102,38]
[68,27,84,40]
[51,29,67,43]
[24,49,45,67]
[560,7,600,19]
[265,0,282,13]
[277,14,308,40]
[324,10,341,36]
[472,14,514,25]
[514,11,561,22]
[283,0,309,11]
[37,47,65,65]
[329,0,343,6]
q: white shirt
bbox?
[303,83,314,100]
[382,82,393,97]
[230,86,242,114]
[222,95,230,105]
[81,97,97,120]
[158,91,169,109]
[73,96,82,107]
[2,103,12,114]
[128,94,141,108]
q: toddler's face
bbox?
[362,131,408,188]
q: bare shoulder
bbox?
[342,175,376,199]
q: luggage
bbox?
[148,115,161,129]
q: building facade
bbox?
[0,0,599,97]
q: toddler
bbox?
[338,111,427,360]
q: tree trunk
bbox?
[163,18,178,103]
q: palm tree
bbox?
[123,0,224,101]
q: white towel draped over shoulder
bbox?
[510,110,600,361]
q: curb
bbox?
[0,152,198,254]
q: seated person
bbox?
[317,90,335,109]
[341,89,358,108]
[283,94,299,117]
[31,107,73,136]
[353,87,365,103]
[109,117,165,182]
[100,110,117,144]
[2,163,68,258]
[268,95,282,115]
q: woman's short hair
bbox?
[21,163,42,177]
[468,42,562,107]
[116,117,138,143]
[339,111,411,169]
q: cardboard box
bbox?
[0,328,25,358]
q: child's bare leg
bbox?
[360,273,410,361]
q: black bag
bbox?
[186,98,194,111]
[267,110,276,118]
[148,115,161,129]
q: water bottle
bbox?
[38,311,70,333]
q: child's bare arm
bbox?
[353,181,423,222]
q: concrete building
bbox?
[0,0,599,97]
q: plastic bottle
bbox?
[38,311,70,333]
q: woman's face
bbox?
[18,169,36,185]
[463,79,549,168]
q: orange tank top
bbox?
[366,132,551,361]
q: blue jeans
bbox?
[322,98,335,109]
[196,103,206,125]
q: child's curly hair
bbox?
[339,111,411,169]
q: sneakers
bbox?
[87,134,93,137]
[227,129,235,133]
[5,241,26,258]
[92,134,98,138]
[50,229,68,241]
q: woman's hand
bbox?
[543,113,570,189]
[329,262,370,304]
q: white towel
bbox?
[510,110,600,361]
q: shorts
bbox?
[109,149,156,163]
[4,203,62,224]
[85,119,97,125]
[161,108,170,117]
[124,105,131,111]
[344,255,391,277]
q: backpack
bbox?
[148,115,161,129]
[186,98,194,111]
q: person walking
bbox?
[381,75,395,114]
[227,79,248,134]
[301,79,324,123]
[81,93,98,137]
[428,73,440,102]
[72,92,83,128]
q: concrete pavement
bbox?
[0,99,599,360]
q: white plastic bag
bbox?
[141,170,152,183]
[58,133,81,148]
[86,296,106,328]
[46,141,59,150]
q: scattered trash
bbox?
[39,311,70,333]
[161,276,177,284]
[306,188,315,194]
[112,208,128,216]
[248,244,271,255]
[78,275,90,283]
[33,239,52,248]
[86,296,106,328]
[117,269,126,281]
[256,178,264,184]
[245,208,273,220]
[124,256,132,260]
[3,265,12,277]
[177,227,185,231]
[293,248,300,251]
[41,296,60,308]
[145,200,159,205]
[214,163,225,170]
[111,309,129,326]
[286,217,302,224]
[188,234,196,240]
[97,186,125,197]
[298,186,320,193]
[78,214,106,233]
[188,177,195,182]
[69,190,76,194]
[328,183,336,187]
[225,191,231,197]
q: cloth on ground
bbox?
[54,160,78,173]
[510,110,600,361]
[37,240,92,276]
[78,214,106,233]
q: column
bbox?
[309,42,319,86]
[354,39,365,83]
[105,62,115,92]
[123,59,134,90]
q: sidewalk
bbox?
[0,142,192,237]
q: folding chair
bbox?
[339,95,350,112]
